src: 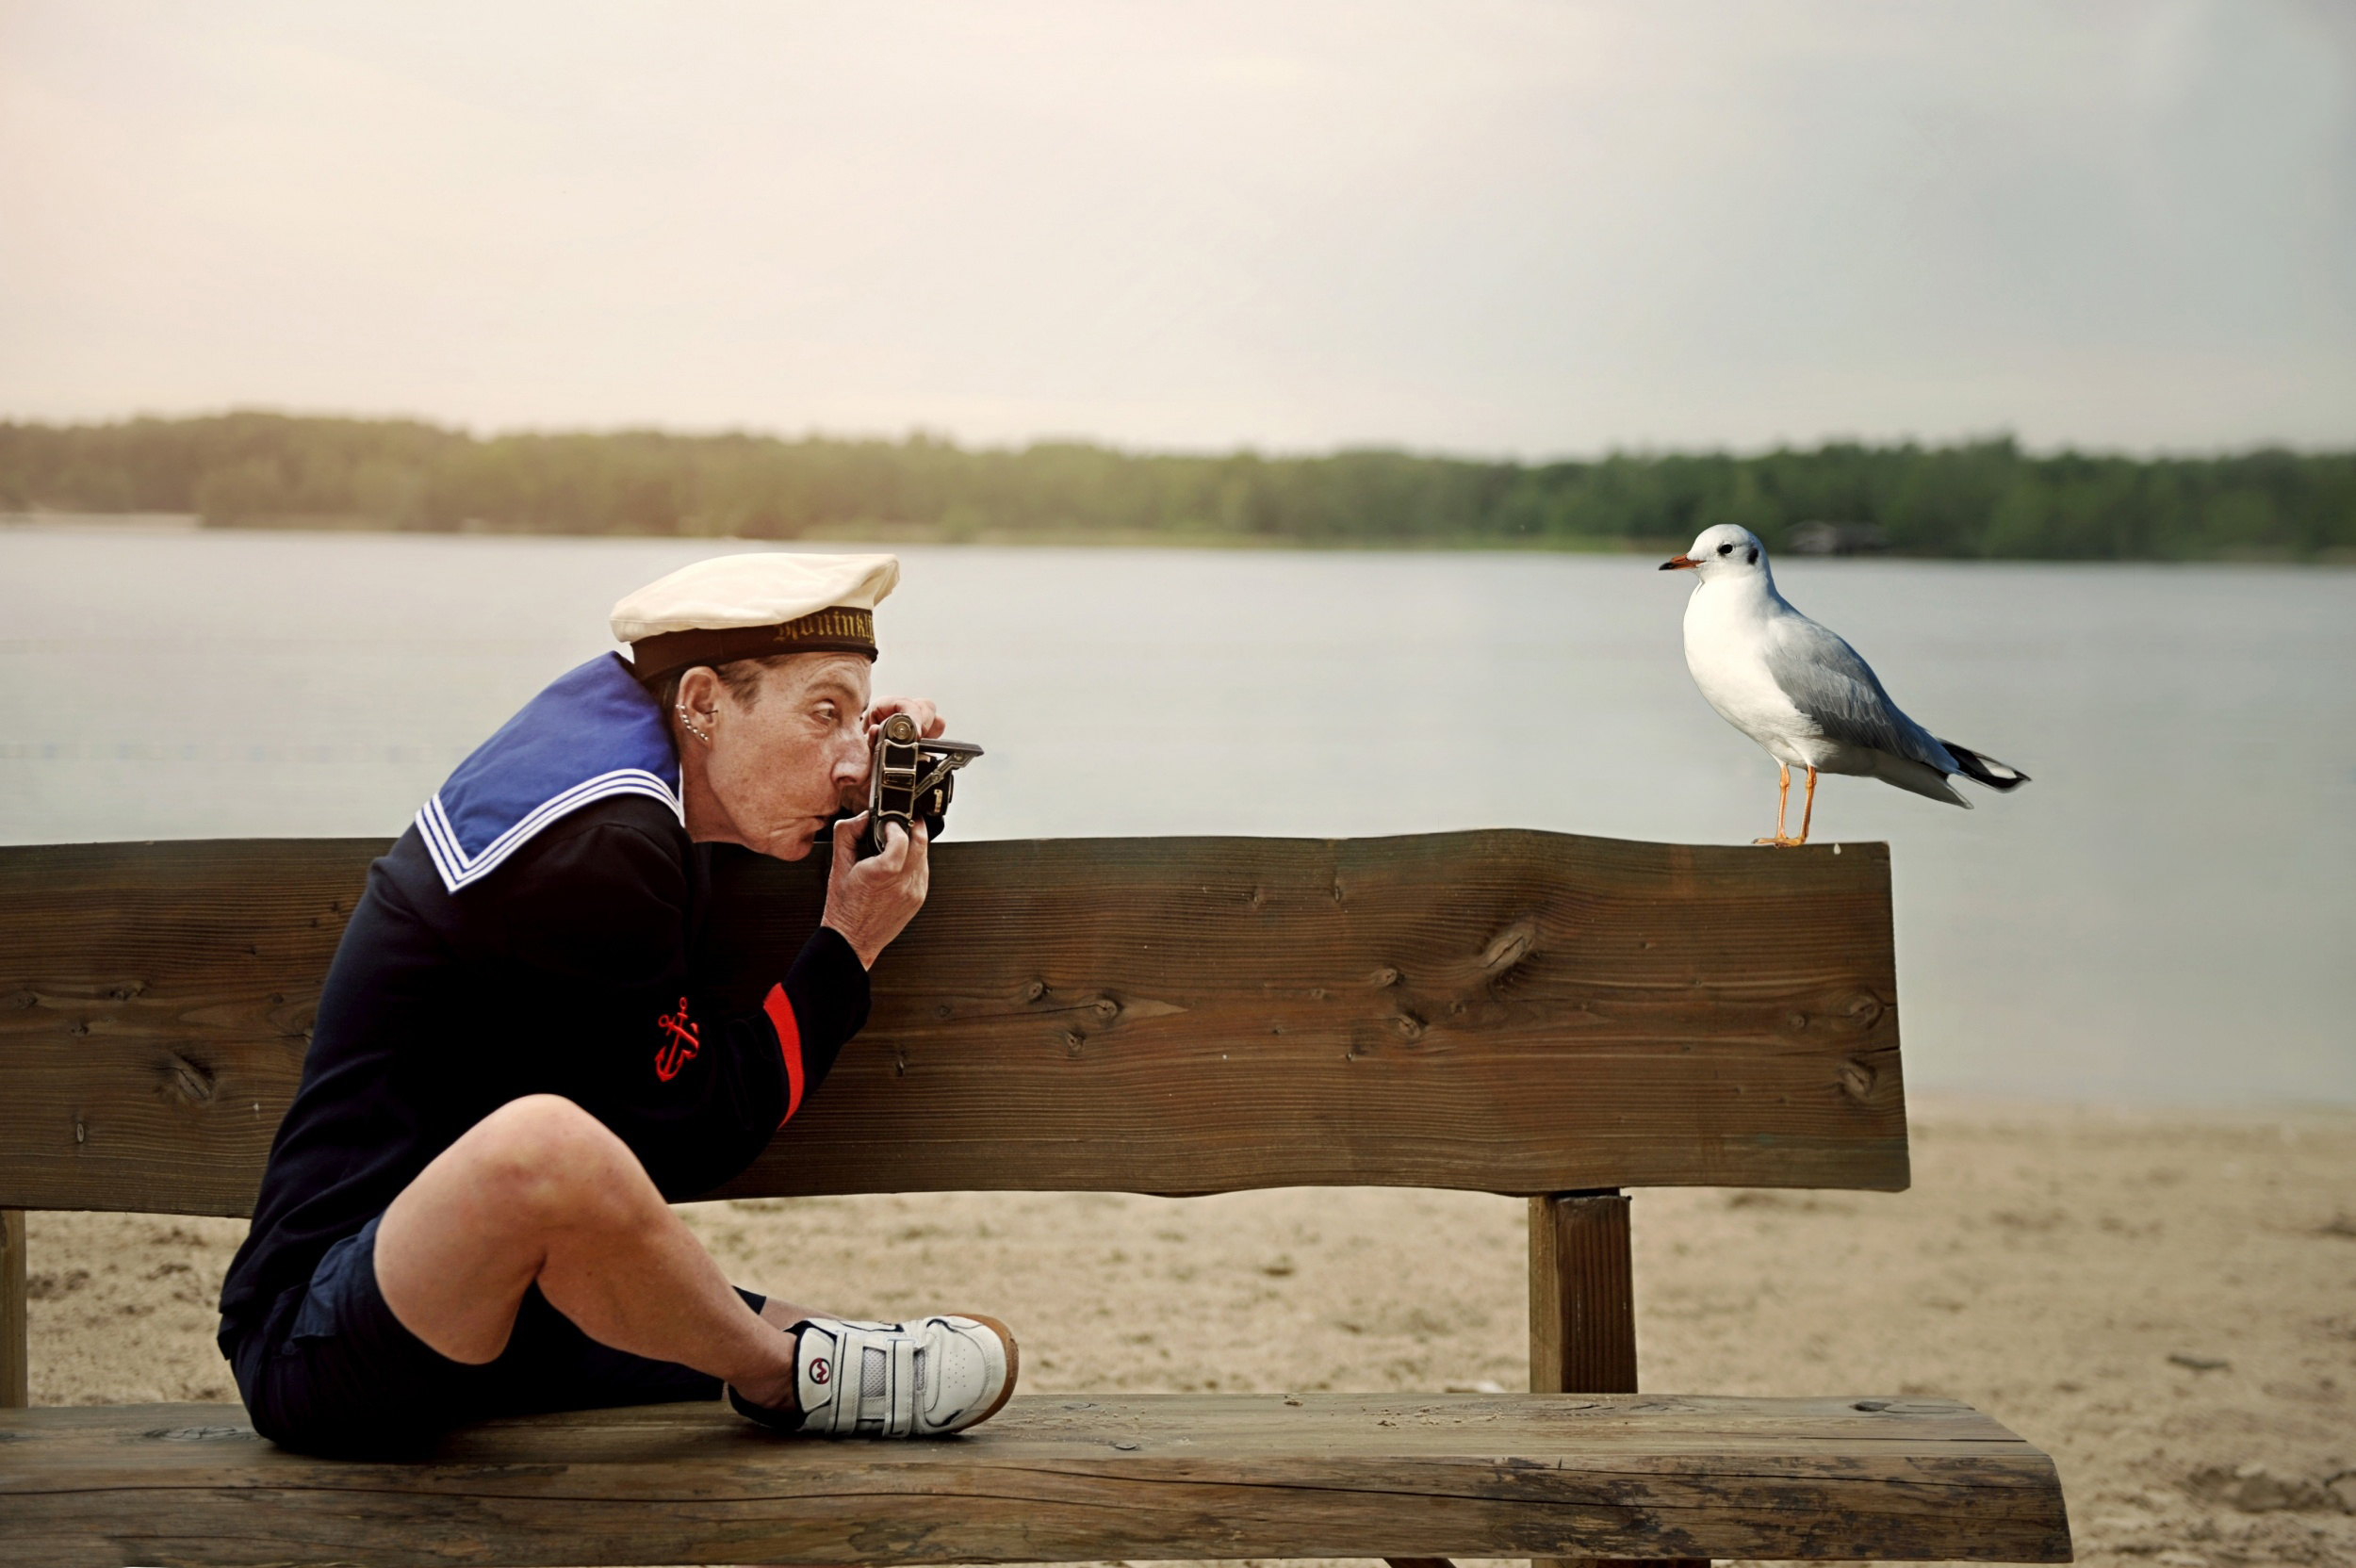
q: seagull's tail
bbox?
[1939,742,2030,792]
[1873,752,1972,807]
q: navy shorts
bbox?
[228,1214,767,1458]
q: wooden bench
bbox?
[0,829,2072,1568]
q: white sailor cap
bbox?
[612,551,900,684]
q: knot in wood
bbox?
[1478,919,1539,975]
[162,1052,217,1105]
[1838,1056,1877,1102]
[1091,997,1121,1023]
[1843,990,1887,1030]
[1391,1010,1427,1042]
[1023,979,1047,1003]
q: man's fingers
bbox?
[869,695,945,740]
[832,813,867,875]
[820,807,930,971]
[872,818,910,874]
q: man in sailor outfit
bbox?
[217,553,1017,1455]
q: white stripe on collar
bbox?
[414,654,683,894]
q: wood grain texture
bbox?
[1530,1191,1639,1397]
[0,831,1908,1216]
[0,1392,2073,1568]
[1530,1194,1708,1568]
[0,1210,24,1409]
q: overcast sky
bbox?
[3,0,2351,456]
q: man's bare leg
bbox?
[374,1094,816,1412]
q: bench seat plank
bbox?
[2,1392,2071,1567]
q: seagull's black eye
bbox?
[1716,543,1732,556]
[1746,547,1758,564]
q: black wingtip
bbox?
[1942,741,2030,792]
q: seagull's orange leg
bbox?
[1755,764,1792,846]
[1793,766,1817,846]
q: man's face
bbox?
[702,653,874,861]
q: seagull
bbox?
[1661,524,2028,846]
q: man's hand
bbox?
[821,811,930,970]
[866,695,944,742]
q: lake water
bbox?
[4,523,2351,1107]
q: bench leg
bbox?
[2,1208,25,1408]
[1530,1191,1708,1568]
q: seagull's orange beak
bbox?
[1659,554,1699,571]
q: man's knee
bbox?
[463,1095,648,1231]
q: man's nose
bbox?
[835,735,870,788]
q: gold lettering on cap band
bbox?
[629,608,877,684]
[766,607,872,645]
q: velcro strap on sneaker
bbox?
[892,1336,919,1432]
[787,1313,1011,1440]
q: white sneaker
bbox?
[768,1315,1018,1438]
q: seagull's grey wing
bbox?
[1763,613,1958,773]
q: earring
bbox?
[676,706,713,744]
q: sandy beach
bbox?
[24,1098,2356,1568]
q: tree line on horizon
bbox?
[2,412,2349,560]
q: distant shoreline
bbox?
[1,509,1677,555]
[9,511,2355,565]
[7,413,2353,563]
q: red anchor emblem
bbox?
[652,997,701,1082]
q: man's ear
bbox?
[674,665,722,723]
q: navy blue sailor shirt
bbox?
[217,655,869,1356]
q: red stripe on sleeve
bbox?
[762,983,806,1125]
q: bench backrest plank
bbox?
[0,830,1906,1216]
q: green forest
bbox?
[4,412,2350,560]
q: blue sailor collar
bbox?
[417,653,682,894]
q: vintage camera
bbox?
[826,712,983,857]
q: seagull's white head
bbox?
[1660,524,1769,584]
